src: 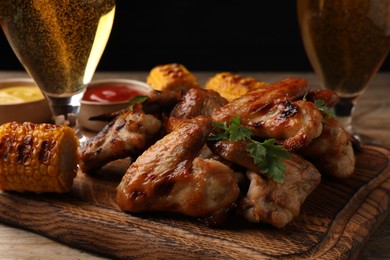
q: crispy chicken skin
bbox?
[304,89,340,107]
[212,78,310,123]
[208,139,259,173]
[212,78,323,151]
[170,88,228,119]
[80,106,163,173]
[299,116,355,179]
[117,116,240,218]
[246,100,323,151]
[142,89,183,116]
[240,153,321,228]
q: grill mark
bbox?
[279,101,298,120]
[17,135,33,164]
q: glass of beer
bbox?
[0,0,116,143]
[297,0,390,143]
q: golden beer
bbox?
[298,0,390,97]
[0,0,115,97]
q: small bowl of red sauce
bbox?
[79,79,152,132]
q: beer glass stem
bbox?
[333,96,356,134]
[333,96,380,145]
[44,91,87,145]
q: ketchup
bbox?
[83,84,144,103]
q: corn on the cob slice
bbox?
[146,63,200,91]
[0,122,80,193]
[205,72,269,102]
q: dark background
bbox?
[0,1,389,72]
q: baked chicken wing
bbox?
[170,88,228,119]
[212,78,323,151]
[299,116,355,179]
[240,153,321,228]
[117,116,240,219]
[80,106,163,173]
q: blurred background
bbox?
[0,0,389,72]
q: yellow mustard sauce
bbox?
[0,86,45,104]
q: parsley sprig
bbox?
[302,93,334,121]
[127,95,148,111]
[313,99,334,119]
[208,116,290,182]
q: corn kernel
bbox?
[47,165,57,177]
[0,122,80,193]
[205,72,269,102]
[146,63,200,91]
[33,170,41,180]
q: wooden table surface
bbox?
[0,70,389,259]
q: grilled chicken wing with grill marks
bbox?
[170,88,228,119]
[240,153,321,228]
[212,78,323,151]
[80,106,163,173]
[299,116,355,179]
[212,78,309,122]
[117,116,240,219]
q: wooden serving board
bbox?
[0,145,389,259]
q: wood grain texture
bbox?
[0,145,389,259]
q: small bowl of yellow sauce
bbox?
[0,78,52,125]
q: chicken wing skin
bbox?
[212,78,323,151]
[304,89,340,108]
[244,100,323,150]
[240,153,321,228]
[299,116,355,179]
[208,139,259,173]
[142,89,183,116]
[212,77,310,123]
[80,106,163,173]
[170,88,228,119]
[117,116,240,218]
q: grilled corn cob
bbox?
[0,122,80,193]
[146,63,200,91]
[205,72,269,102]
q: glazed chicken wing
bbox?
[80,106,163,173]
[240,153,321,228]
[299,116,355,178]
[207,139,259,173]
[212,78,310,122]
[170,88,228,119]
[304,89,340,107]
[117,116,240,219]
[212,78,323,151]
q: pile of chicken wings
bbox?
[80,76,356,228]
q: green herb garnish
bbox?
[313,99,334,119]
[302,92,334,122]
[128,95,148,110]
[209,116,252,142]
[209,116,290,182]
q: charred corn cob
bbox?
[205,72,269,102]
[0,122,80,193]
[146,63,200,91]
